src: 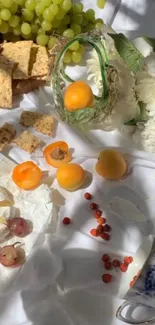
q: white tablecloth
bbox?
[1,1,155,324]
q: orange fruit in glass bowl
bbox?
[56,163,85,191]
[12,161,42,190]
[43,141,72,168]
[64,80,94,112]
[96,149,127,180]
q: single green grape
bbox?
[72,3,83,14]
[84,22,94,32]
[37,27,45,34]
[70,23,81,35]
[36,34,49,46]
[62,0,72,12]
[81,14,88,27]
[61,14,70,26]
[85,9,95,21]
[97,0,106,9]
[1,0,13,8]
[22,8,34,21]
[13,25,21,35]
[49,3,58,16]
[42,20,52,31]
[95,21,103,29]
[31,23,39,33]
[43,8,54,21]
[79,44,85,55]
[35,3,45,15]
[69,41,79,51]
[0,21,9,33]
[25,0,35,11]
[56,8,65,20]
[57,26,65,34]
[9,15,20,27]
[21,22,31,35]
[22,32,32,39]
[10,3,18,14]
[63,28,74,38]
[14,0,25,6]
[0,9,11,21]
[72,51,82,64]
[63,50,72,64]
[95,18,104,24]
[48,36,57,49]
[72,13,83,24]
[52,19,60,28]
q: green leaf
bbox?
[109,33,144,74]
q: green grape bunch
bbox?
[0,0,105,64]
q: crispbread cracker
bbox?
[0,55,14,108]
[34,115,54,135]
[20,111,54,135]
[14,131,41,153]
[20,111,42,127]
[29,44,49,78]
[12,79,46,95]
[0,123,16,151]
[2,41,33,79]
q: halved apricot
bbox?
[43,141,72,168]
[96,149,127,180]
[56,163,85,191]
[12,161,42,190]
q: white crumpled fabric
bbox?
[1,1,155,325]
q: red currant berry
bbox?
[84,192,92,200]
[102,274,112,283]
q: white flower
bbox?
[135,71,155,107]
[86,34,139,130]
[133,118,155,153]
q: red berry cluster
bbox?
[84,192,112,241]
[101,254,133,284]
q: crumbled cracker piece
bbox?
[20,111,54,136]
[34,115,54,136]
[12,79,46,95]
[29,44,49,78]
[2,41,33,79]
[20,111,42,127]
[0,123,16,151]
[0,55,14,108]
[14,131,41,153]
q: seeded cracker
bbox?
[12,79,46,95]
[14,131,41,153]
[34,115,54,135]
[20,111,54,135]
[0,55,14,108]
[29,44,49,78]
[20,111,42,127]
[2,41,33,79]
[0,123,16,151]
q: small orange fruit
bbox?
[12,161,42,190]
[96,149,126,180]
[56,163,85,191]
[64,80,94,112]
